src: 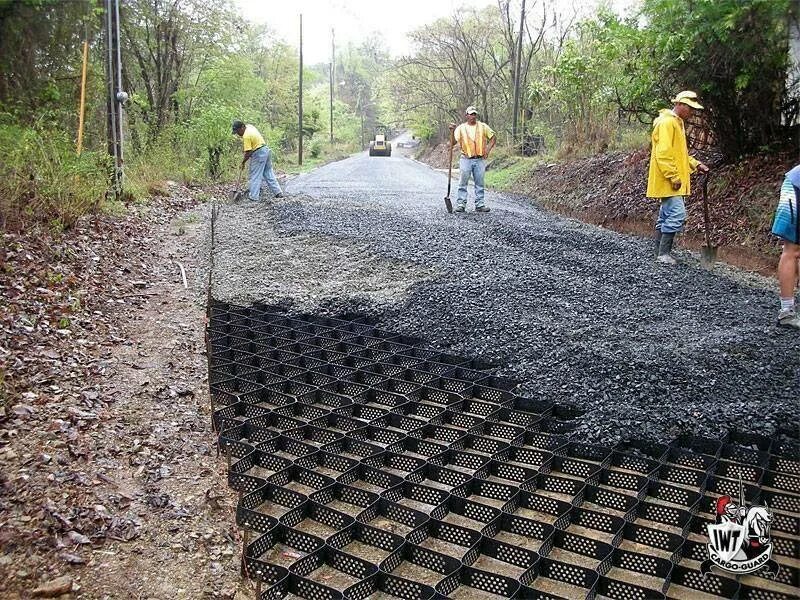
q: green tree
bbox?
[120,0,237,147]
[181,54,265,178]
[533,20,623,152]
[638,0,794,159]
[0,0,100,120]
[527,0,796,160]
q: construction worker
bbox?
[232,120,283,201]
[646,91,709,264]
[449,106,496,213]
[772,164,800,329]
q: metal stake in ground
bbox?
[701,172,718,269]
[444,134,454,213]
[230,166,245,203]
[240,527,250,578]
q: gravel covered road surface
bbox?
[205,148,799,445]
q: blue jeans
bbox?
[656,196,687,233]
[457,157,486,208]
[248,146,282,200]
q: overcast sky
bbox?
[235,0,637,64]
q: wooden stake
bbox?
[240,528,250,578]
[77,38,89,155]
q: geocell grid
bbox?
[206,301,800,600]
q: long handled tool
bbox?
[444,137,454,213]
[700,172,718,269]
[230,165,245,203]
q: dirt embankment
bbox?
[418,143,795,275]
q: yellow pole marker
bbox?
[77,39,89,155]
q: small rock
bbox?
[58,551,86,565]
[12,404,34,417]
[66,531,91,545]
[31,575,73,597]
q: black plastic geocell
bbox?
[207,301,800,600]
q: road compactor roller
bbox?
[368,125,391,157]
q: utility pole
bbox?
[298,13,303,165]
[330,28,334,144]
[105,0,126,196]
[356,85,365,149]
[114,0,123,160]
[511,0,526,150]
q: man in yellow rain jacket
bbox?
[647,91,709,264]
[448,106,496,213]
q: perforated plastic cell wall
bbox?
[207,302,800,600]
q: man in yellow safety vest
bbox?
[449,106,496,213]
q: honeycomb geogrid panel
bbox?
[207,302,800,600]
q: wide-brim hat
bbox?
[671,91,703,109]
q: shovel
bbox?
[444,136,454,213]
[700,172,718,269]
[230,165,245,203]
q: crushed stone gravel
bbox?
[203,201,435,312]
[198,153,799,446]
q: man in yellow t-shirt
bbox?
[448,106,496,213]
[232,120,283,201]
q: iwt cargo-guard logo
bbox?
[703,480,780,577]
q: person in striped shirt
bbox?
[448,106,496,213]
[772,164,800,329]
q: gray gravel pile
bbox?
[205,200,435,311]
[204,155,799,446]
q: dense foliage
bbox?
[0,0,390,227]
[0,0,796,227]
[392,0,798,160]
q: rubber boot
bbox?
[659,232,675,256]
[654,229,663,258]
[657,232,677,264]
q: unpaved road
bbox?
[207,148,799,446]
[1,195,244,600]
[4,151,794,600]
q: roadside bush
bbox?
[124,132,189,202]
[485,151,539,189]
[0,119,110,230]
[638,0,795,160]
